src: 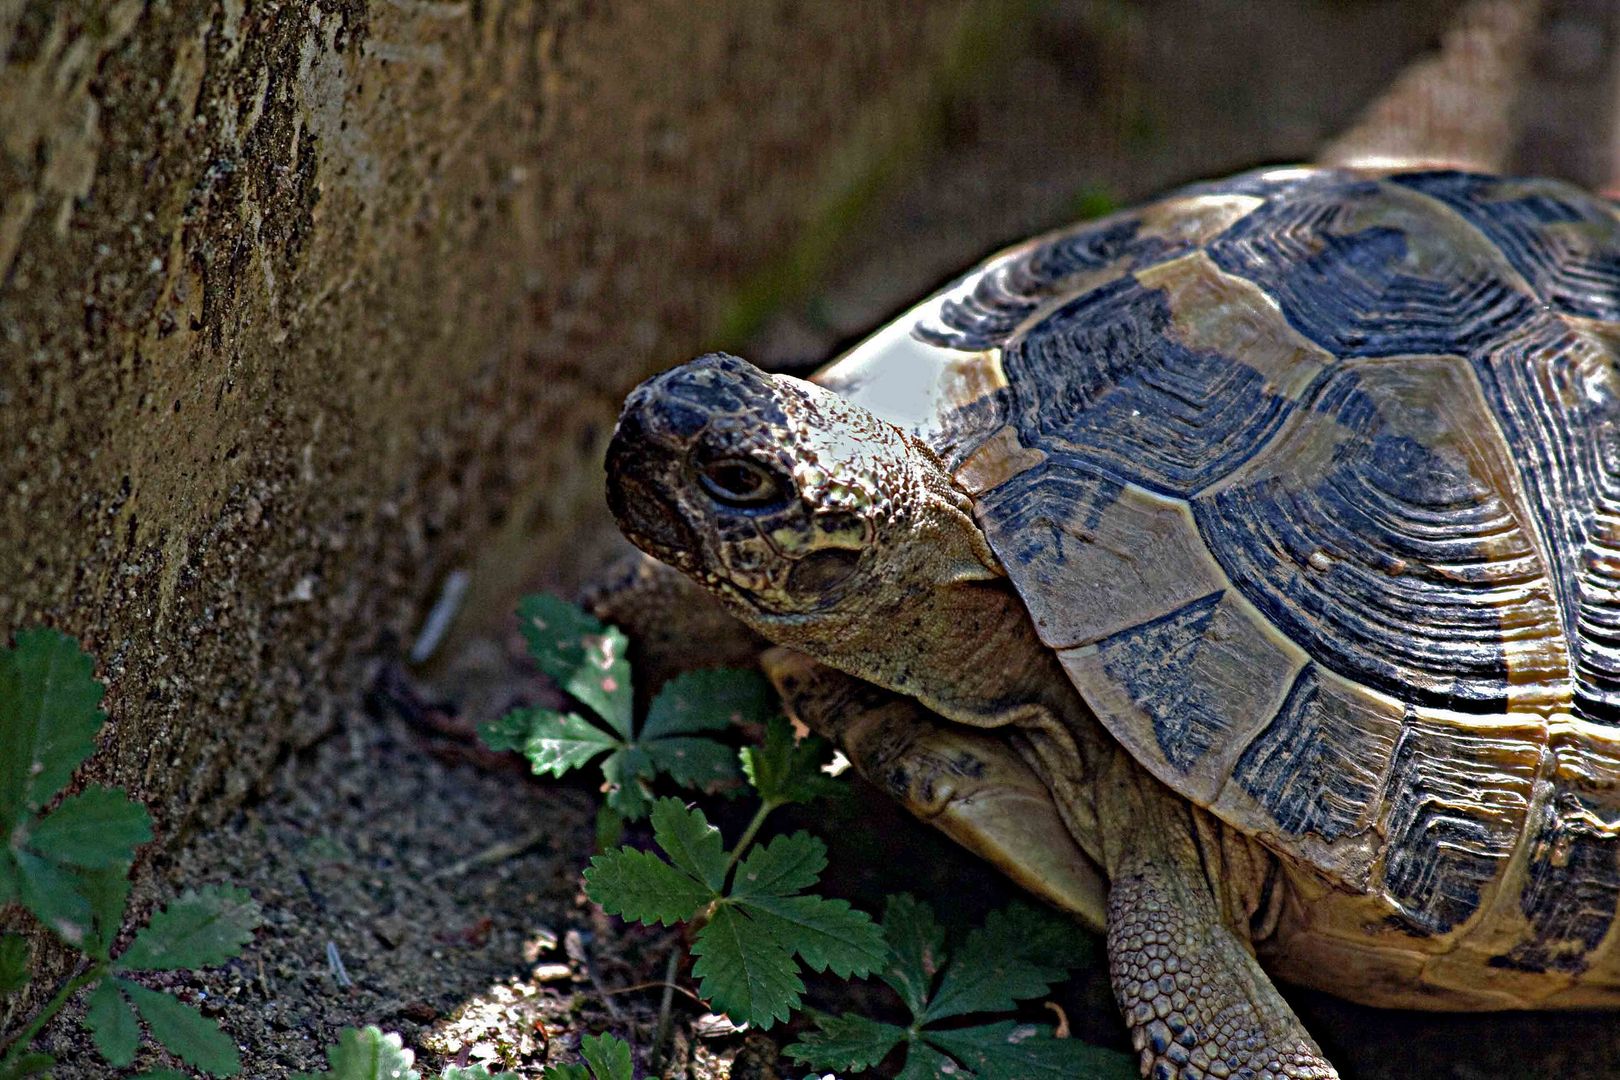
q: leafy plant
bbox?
[539,1031,637,1080]
[296,1026,644,1080]
[0,629,261,1079]
[481,595,774,826]
[786,895,1137,1079]
[583,714,880,1030]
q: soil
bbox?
[12,1,1620,1077]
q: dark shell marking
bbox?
[908,167,1620,982]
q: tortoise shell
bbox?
[817,167,1620,975]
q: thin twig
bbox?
[427,827,550,882]
[651,946,682,1070]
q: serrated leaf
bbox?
[642,668,773,739]
[895,1040,959,1080]
[13,847,91,945]
[740,716,841,808]
[691,905,802,1029]
[877,894,946,1017]
[583,847,713,926]
[24,787,152,869]
[924,1021,1139,1080]
[84,979,139,1066]
[643,736,740,791]
[923,902,1089,1023]
[0,628,106,824]
[741,893,887,979]
[601,746,654,819]
[439,1067,495,1080]
[517,595,633,738]
[81,862,134,962]
[119,979,241,1075]
[538,1067,589,1080]
[783,1011,907,1072]
[649,798,727,891]
[0,932,29,994]
[117,885,260,972]
[578,1032,634,1080]
[729,831,825,900]
[484,708,620,777]
[290,1025,420,1080]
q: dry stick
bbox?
[427,826,551,882]
[651,946,682,1070]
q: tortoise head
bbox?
[606,353,962,627]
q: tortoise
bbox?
[596,163,1620,1080]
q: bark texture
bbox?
[0,0,1007,834]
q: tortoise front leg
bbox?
[761,646,1107,931]
[1100,756,1337,1080]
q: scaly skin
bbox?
[1100,756,1336,1080]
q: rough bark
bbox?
[0,0,1010,835]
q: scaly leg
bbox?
[1100,754,1337,1080]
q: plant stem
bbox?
[0,962,104,1072]
[722,800,777,880]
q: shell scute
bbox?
[1390,171,1620,322]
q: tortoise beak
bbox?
[604,407,702,573]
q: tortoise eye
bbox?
[698,458,786,509]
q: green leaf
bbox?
[0,932,29,994]
[729,831,825,900]
[117,885,261,972]
[583,847,713,926]
[0,628,106,825]
[24,787,152,869]
[81,862,134,962]
[439,1068,496,1080]
[130,1072,193,1080]
[740,893,887,979]
[784,1011,907,1072]
[578,1032,634,1080]
[538,1067,589,1080]
[642,736,740,791]
[648,798,727,892]
[13,847,91,945]
[593,803,625,851]
[0,852,15,907]
[877,894,946,1018]
[690,905,802,1029]
[481,708,619,777]
[740,716,841,808]
[642,668,773,739]
[895,1041,958,1080]
[923,902,1090,1024]
[924,1021,1139,1080]
[0,1052,55,1079]
[84,979,139,1067]
[517,594,633,738]
[119,979,241,1075]
[290,1025,420,1080]
[600,746,654,820]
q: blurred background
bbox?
[2,0,1618,1075]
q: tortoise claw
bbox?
[762,647,1106,931]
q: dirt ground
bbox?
[14,1,1620,1077]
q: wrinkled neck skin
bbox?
[736,445,1060,729]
